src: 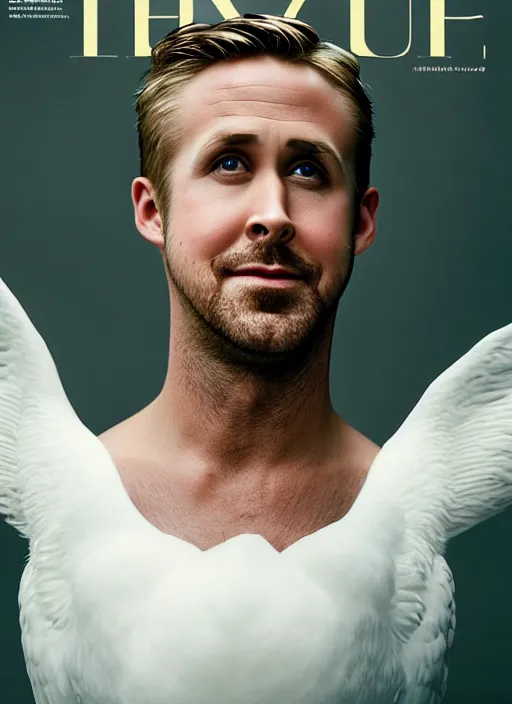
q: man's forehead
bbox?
[181,55,346,109]
[205,82,313,107]
[176,56,355,158]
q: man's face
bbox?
[159,55,374,355]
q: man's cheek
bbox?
[307,233,348,266]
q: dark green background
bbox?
[1,0,511,701]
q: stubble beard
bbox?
[164,238,355,362]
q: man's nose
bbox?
[243,174,296,245]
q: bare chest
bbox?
[115,460,365,552]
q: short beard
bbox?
[164,238,355,367]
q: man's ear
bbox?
[353,187,379,256]
[132,177,165,250]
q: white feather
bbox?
[1,275,511,703]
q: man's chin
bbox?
[177,283,334,361]
[212,337,312,369]
[210,314,329,363]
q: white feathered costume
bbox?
[0,275,511,704]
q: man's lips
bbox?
[227,266,302,279]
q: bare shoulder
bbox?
[97,406,154,460]
[98,417,175,505]
[98,427,131,474]
[97,416,154,487]
[97,422,132,455]
[340,422,381,474]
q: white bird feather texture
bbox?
[0,274,510,704]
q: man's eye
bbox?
[213,155,246,173]
[292,162,325,181]
[211,156,327,183]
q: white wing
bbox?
[0,276,192,702]
[363,321,512,545]
[347,321,511,699]
[287,322,512,578]
[350,322,512,642]
[0,276,149,541]
[395,554,456,704]
[285,322,512,698]
[19,563,78,704]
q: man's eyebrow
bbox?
[286,138,345,173]
[199,132,258,152]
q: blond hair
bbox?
[135,13,375,224]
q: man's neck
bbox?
[144,321,343,480]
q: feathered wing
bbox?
[0,276,146,541]
[18,563,77,704]
[395,555,456,704]
[352,322,512,691]
[0,276,166,703]
[361,321,512,550]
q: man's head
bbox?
[132,14,379,358]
